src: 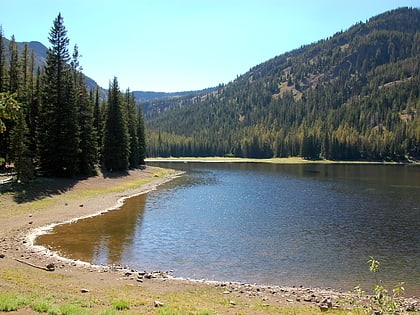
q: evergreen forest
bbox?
[0,14,146,180]
[143,8,420,162]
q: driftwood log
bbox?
[14,258,55,271]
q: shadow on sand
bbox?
[1,167,139,204]
[2,176,80,204]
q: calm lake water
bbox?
[36,163,420,295]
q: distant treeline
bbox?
[0,14,145,180]
[144,8,420,162]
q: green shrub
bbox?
[59,303,93,315]
[31,299,50,313]
[347,256,406,314]
[112,299,130,311]
[0,292,28,311]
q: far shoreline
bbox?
[146,156,419,165]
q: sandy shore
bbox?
[0,166,418,314]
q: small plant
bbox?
[368,256,406,315]
[0,292,28,312]
[112,299,130,311]
[31,299,51,313]
[346,257,406,314]
[59,303,93,315]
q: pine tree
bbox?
[102,77,129,171]
[92,86,102,162]
[8,35,19,93]
[76,77,98,174]
[0,26,8,93]
[10,108,34,181]
[126,89,139,168]
[136,105,146,165]
[12,43,37,174]
[28,67,41,160]
[71,45,97,175]
[37,13,80,176]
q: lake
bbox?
[36,162,420,295]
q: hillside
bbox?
[144,7,420,161]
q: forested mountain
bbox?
[144,7,420,161]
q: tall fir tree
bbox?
[10,108,34,181]
[92,86,102,163]
[126,89,140,168]
[37,13,80,176]
[10,43,37,176]
[102,77,129,171]
[136,105,146,164]
[0,26,7,93]
[72,46,98,175]
[0,29,6,162]
[28,66,41,161]
[8,35,19,93]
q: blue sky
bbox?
[1,0,419,92]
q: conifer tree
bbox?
[136,105,146,164]
[8,35,19,93]
[10,108,34,181]
[37,13,80,176]
[92,86,102,162]
[20,44,31,94]
[126,89,140,168]
[102,77,129,171]
[28,67,41,159]
[12,43,37,174]
[0,26,7,93]
[71,45,97,174]
[76,75,98,174]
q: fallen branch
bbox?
[0,176,13,184]
[14,258,55,271]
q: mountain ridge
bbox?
[143,7,420,161]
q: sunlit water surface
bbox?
[37,163,420,295]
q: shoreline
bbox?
[1,166,419,314]
[146,156,420,165]
[25,169,185,270]
[23,171,184,270]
